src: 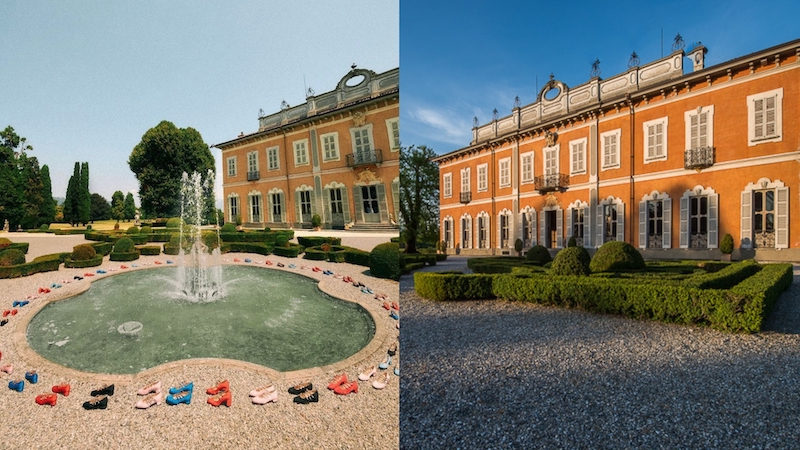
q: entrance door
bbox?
[329,188,344,228]
[299,191,312,224]
[361,186,381,223]
[545,210,557,249]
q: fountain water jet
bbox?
[176,171,223,302]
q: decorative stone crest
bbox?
[545,130,558,147]
[352,111,366,127]
[544,193,560,207]
[357,168,380,184]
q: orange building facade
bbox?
[435,38,800,261]
[215,68,399,230]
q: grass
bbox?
[49,220,137,232]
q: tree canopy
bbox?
[129,121,215,218]
[0,126,54,230]
[90,193,111,221]
[399,145,440,254]
[63,162,91,226]
[111,191,125,222]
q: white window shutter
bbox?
[740,190,752,249]
[539,210,545,247]
[596,205,604,247]
[583,206,590,247]
[556,208,563,248]
[776,187,789,248]
[662,198,672,249]
[566,208,573,239]
[531,210,537,246]
[680,197,689,248]
[340,188,351,224]
[496,215,502,249]
[708,193,718,248]
[295,192,302,225]
[638,201,647,249]
[616,203,625,243]
[280,192,287,223]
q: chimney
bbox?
[687,44,707,72]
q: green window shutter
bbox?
[352,186,363,223]
[341,187,351,224]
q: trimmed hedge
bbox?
[272,243,302,258]
[344,248,371,267]
[91,242,113,256]
[109,251,140,261]
[414,272,496,301]
[138,245,162,256]
[684,260,761,290]
[525,245,552,265]
[72,244,97,261]
[590,241,645,273]
[220,223,237,233]
[370,242,400,280]
[297,236,342,247]
[550,247,591,276]
[0,253,62,279]
[468,257,533,274]
[303,247,328,260]
[0,249,26,266]
[64,255,103,268]
[403,262,424,273]
[7,242,29,254]
[114,238,135,253]
[222,242,274,256]
[52,228,90,235]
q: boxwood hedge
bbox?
[0,253,62,279]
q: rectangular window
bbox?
[690,196,708,248]
[271,193,282,222]
[228,196,239,223]
[499,158,510,188]
[267,147,280,171]
[293,140,309,166]
[353,127,372,153]
[321,133,339,161]
[443,219,452,248]
[247,151,258,173]
[601,130,621,170]
[570,139,586,175]
[603,204,617,243]
[249,194,262,223]
[226,156,237,177]
[644,117,668,162]
[747,88,783,145]
[647,200,664,248]
[500,214,510,247]
[299,191,312,215]
[521,152,534,183]
[477,165,487,192]
[544,145,558,176]
[386,118,400,151]
[443,173,452,198]
[572,208,584,246]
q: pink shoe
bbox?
[135,392,162,409]
[358,366,377,381]
[251,390,278,404]
[137,381,161,396]
[0,364,12,374]
[248,384,276,397]
[372,372,391,389]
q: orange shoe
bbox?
[206,380,229,395]
[382,302,391,310]
[51,384,71,396]
[327,373,347,390]
[333,381,358,395]
[207,390,232,407]
[35,393,58,406]
[391,302,399,311]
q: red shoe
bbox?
[333,381,358,395]
[51,384,71,396]
[38,287,46,293]
[312,267,321,272]
[392,302,400,311]
[154,260,163,265]
[84,273,94,277]
[10,309,17,316]
[233,258,241,263]
[120,265,128,269]
[265,260,273,266]
[382,302,391,310]
[207,391,232,407]
[327,373,347,390]
[2,310,9,317]
[206,380,229,395]
[35,393,58,406]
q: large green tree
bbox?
[0,127,30,230]
[78,162,91,225]
[128,121,215,218]
[123,193,137,221]
[39,165,55,225]
[90,193,111,221]
[63,162,80,225]
[111,190,125,222]
[399,145,440,254]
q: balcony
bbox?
[247,171,260,181]
[534,173,569,194]
[346,149,383,168]
[460,192,472,204]
[684,146,715,171]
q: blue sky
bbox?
[1,0,398,205]
[400,0,800,156]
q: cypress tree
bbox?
[63,162,80,226]
[78,162,90,225]
[39,165,55,225]
[123,193,136,221]
[111,190,125,222]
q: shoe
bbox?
[137,381,161,396]
[83,396,108,410]
[12,301,19,307]
[288,264,296,269]
[206,380,229,395]
[52,384,71,396]
[36,393,58,406]
[277,262,285,267]
[333,381,358,395]
[166,260,173,264]
[391,302,399,311]
[90,384,114,396]
[248,384,276,397]
[394,367,399,376]
[168,382,193,395]
[327,373,347,390]
[2,310,10,317]
[379,355,392,370]
[233,258,241,262]
[382,302,391,310]
[358,366,376,381]
[293,389,318,404]
[372,372,391,389]
[288,382,312,395]
[207,391,232,407]
[312,267,321,272]
[0,319,8,327]
[0,364,12,374]
[18,301,29,307]
[390,311,399,320]
[73,275,83,280]
[244,258,252,263]
[10,309,17,316]
[84,272,94,277]
[135,392,162,409]
[252,390,278,404]
[265,260,273,265]
[96,269,106,274]
[8,379,23,392]
[387,343,397,356]
[166,390,192,405]
[25,370,38,384]
[120,265,128,269]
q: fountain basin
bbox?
[26,266,375,374]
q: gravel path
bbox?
[400,258,800,449]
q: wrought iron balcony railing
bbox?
[346,149,383,168]
[534,173,569,193]
[247,171,260,181]
[460,192,472,204]
[684,146,715,171]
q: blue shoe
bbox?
[166,390,192,405]
[24,371,38,384]
[12,301,20,307]
[394,367,399,376]
[18,301,28,307]
[131,264,139,268]
[244,258,252,263]
[166,260,174,264]
[390,311,399,320]
[169,382,193,395]
[96,270,106,274]
[288,264,296,269]
[8,380,24,392]
[379,356,392,370]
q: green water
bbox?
[26,266,374,374]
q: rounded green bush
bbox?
[220,223,237,233]
[567,236,577,248]
[40,224,50,231]
[525,244,552,266]
[113,237,135,253]
[0,249,25,267]
[550,247,591,276]
[165,217,182,228]
[589,241,645,273]
[140,226,152,235]
[126,226,140,234]
[275,234,289,247]
[369,242,400,280]
[720,233,734,254]
[71,244,97,261]
[514,238,523,253]
[0,238,11,250]
[311,214,322,228]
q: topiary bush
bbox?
[220,223,237,233]
[0,249,26,267]
[126,226,139,234]
[720,233,734,255]
[589,241,645,273]
[113,237,135,253]
[71,244,97,261]
[514,238,523,256]
[140,226,152,235]
[165,217,182,229]
[40,224,50,231]
[0,238,11,250]
[369,242,401,280]
[275,234,289,247]
[550,247,591,276]
[567,236,577,248]
[311,214,321,228]
[525,245,552,266]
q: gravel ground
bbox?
[400,257,800,449]
[0,233,399,450]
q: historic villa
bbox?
[434,37,800,261]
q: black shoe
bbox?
[293,389,318,404]
[83,396,108,410]
[90,384,114,397]
[387,343,397,357]
[0,319,7,327]
[74,276,83,280]
[288,382,312,395]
